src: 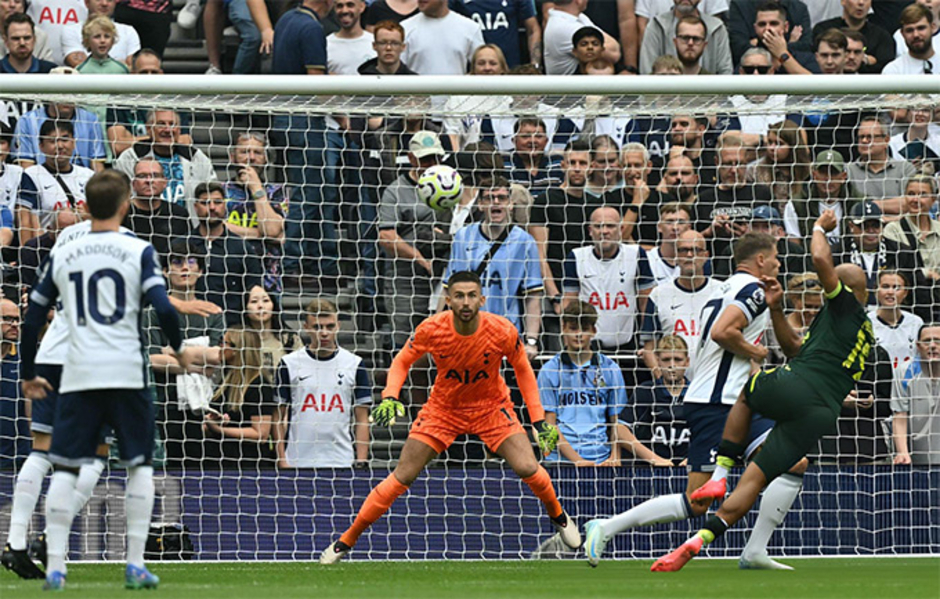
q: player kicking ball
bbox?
[19,170,188,590]
[651,210,874,572]
[320,270,580,563]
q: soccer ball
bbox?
[417,164,463,211]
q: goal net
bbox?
[0,75,938,561]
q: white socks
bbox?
[600,493,690,538]
[125,466,155,569]
[710,463,730,482]
[44,470,79,574]
[72,460,106,517]
[6,452,53,550]
[742,473,803,560]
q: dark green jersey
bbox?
[788,282,875,410]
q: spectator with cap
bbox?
[640,6,731,74]
[811,0,893,73]
[883,3,939,76]
[783,149,859,241]
[831,200,919,309]
[571,25,605,74]
[377,129,454,351]
[61,0,140,67]
[400,0,483,75]
[0,14,57,73]
[0,0,54,61]
[543,0,620,75]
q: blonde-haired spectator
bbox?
[75,15,127,73]
[61,0,140,68]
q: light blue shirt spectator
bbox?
[13,105,105,169]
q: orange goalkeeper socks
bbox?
[522,466,563,519]
[339,473,410,547]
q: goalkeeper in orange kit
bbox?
[320,270,581,563]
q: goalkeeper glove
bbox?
[533,420,559,456]
[370,398,405,426]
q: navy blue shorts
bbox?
[49,388,154,467]
[30,363,62,435]
[683,403,775,473]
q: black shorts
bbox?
[745,366,840,481]
[49,388,154,467]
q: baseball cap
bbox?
[850,200,883,224]
[409,130,445,158]
[751,205,782,226]
[813,149,845,173]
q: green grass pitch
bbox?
[3,558,937,598]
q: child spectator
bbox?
[571,26,604,74]
[75,15,127,73]
[631,335,691,464]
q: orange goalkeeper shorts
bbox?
[408,398,526,454]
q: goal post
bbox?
[0,75,938,561]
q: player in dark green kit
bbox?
[651,209,875,572]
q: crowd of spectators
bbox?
[1,0,940,470]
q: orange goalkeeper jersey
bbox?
[383,311,545,422]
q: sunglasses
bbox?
[741,65,772,74]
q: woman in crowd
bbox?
[443,45,514,153]
[203,327,276,469]
[243,284,302,381]
[746,119,811,208]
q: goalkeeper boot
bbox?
[583,519,610,568]
[319,541,351,565]
[2,543,45,579]
[739,553,794,571]
[651,536,703,573]
[125,564,160,590]
[551,511,581,550]
[29,532,48,568]
[690,478,727,502]
[42,570,66,591]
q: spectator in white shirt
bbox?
[26,0,87,64]
[892,0,940,57]
[401,0,484,74]
[60,0,139,67]
[543,0,620,75]
[883,3,939,75]
[327,0,375,74]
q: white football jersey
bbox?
[868,310,924,384]
[31,230,163,392]
[641,277,721,365]
[276,347,371,468]
[566,244,655,348]
[0,162,24,213]
[685,272,769,406]
[35,221,133,366]
[646,247,680,286]
[20,164,93,229]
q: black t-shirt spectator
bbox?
[812,18,895,73]
[123,200,190,257]
[363,0,418,26]
[188,228,264,323]
[604,188,673,247]
[529,189,607,282]
[204,379,276,470]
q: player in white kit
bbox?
[584,232,805,569]
[275,298,371,468]
[19,170,187,591]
